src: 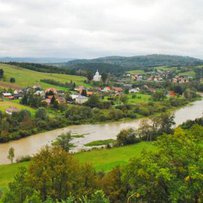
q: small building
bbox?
[75,95,88,104]
[45,88,57,95]
[112,87,123,93]
[129,88,140,93]
[102,86,111,92]
[93,70,102,82]
[3,93,12,98]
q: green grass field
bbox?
[127,70,145,74]
[0,100,36,115]
[0,64,88,90]
[178,71,196,77]
[0,142,155,191]
[127,93,151,104]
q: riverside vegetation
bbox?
[0,116,202,202]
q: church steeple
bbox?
[93,70,101,82]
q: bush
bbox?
[116,128,140,146]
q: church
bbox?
[93,70,102,82]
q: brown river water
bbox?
[0,99,203,164]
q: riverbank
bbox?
[0,142,156,191]
[0,95,195,144]
[0,98,203,165]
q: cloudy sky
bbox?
[0,0,203,58]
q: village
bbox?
[0,67,196,116]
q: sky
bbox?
[0,0,203,59]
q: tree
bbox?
[10,77,16,83]
[152,90,166,101]
[137,119,154,141]
[52,132,74,152]
[183,88,197,100]
[123,128,203,203]
[120,95,128,104]
[153,112,175,135]
[25,147,96,201]
[101,73,108,84]
[86,71,93,82]
[116,128,139,146]
[35,108,48,120]
[2,167,35,203]
[82,190,109,203]
[81,89,87,97]
[50,95,56,104]
[100,167,126,203]
[0,69,4,79]
[85,94,101,108]
[7,147,15,163]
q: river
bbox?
[0,98,203,164]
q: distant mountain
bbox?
[0,57,74,64]
[67,54,203,69]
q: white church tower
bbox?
[93,70,102,82]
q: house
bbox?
[2,93,12,98]
[70,94,80,100]
[87,91,94,96]
[168,91,176,97]
[129,88,140,93]
[112,87,123,93]
[93,70,102,82]
[75,95,88,104]
[102,86,111,92]
[172,76,189,84]
[42,98,51,106]
[34,90,45,97]
[45,88,57,95]
[75,86,85,93]
[57,97,66,104]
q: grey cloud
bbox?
[0,0,202,58]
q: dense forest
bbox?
[64,54,203,70]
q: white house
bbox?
[129,88,140,93]
[93,70,102,82]
[75,95,88,104]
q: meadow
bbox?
[127,93,151,104]
[0,64,88,90]
[0,142,155,191]
[0,100,36,115]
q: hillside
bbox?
[0,64,87,90]
[63,54,203,73]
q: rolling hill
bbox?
[0,63,87,90]
[62,54,203,74]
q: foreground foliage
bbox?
[1,121,203,203]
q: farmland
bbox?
[0,64,88,90]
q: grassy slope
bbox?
[0,142,155,191]
[0,100,36,115]
[0,64,88,90]
[127,93,151,104]
[178,71,196,77]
